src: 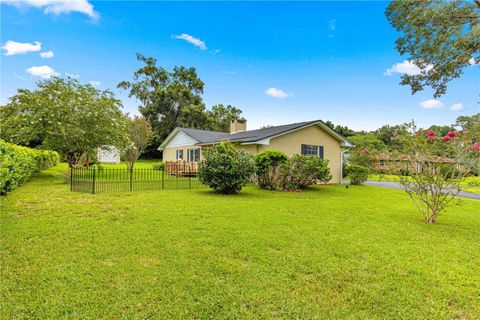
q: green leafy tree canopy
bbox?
[386,0,479,97]
[0,77,129,167]
[118,54,244,156]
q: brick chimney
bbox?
[230,119,247,134]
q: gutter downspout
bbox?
[340,149,347,184]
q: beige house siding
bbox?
[237,144,259,155]
[256,125,342,183]
[163,146,202,162]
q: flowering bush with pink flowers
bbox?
[388,123,479,224]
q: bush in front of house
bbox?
[253,150,288,189]
[346,164,369,185]
[0,140,59,195]
[253,152,332,191]
[198,143,254,194]
[152,162,165,171]
[282,154,332,190]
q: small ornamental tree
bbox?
[123,116,153,169]
[198,143,254,194]
[348,147,377,169]
[391,123,479,224]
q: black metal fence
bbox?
[71,167,205,194]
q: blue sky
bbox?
[1,1,478,131]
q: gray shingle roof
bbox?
[227,120,321,143]
[177,128,230,144]
[176,119,348,145]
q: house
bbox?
[96,146,120,164]
[159,120,353,183]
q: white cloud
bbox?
[39,50,54,58]
[89,80,101,86]
[1,40,41,56]
[329,19,336,31]
[450,103,464,111]
[174,33,207,50]
[1,0,98,19]
[384,60,433,76]
[222,70,236,75]
[265,87,291,99]
[419,99,444,109]
[65,72,79,78]
[26,65,59,78]
[469,58,478,65]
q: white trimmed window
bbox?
[176,149,184,160]
[301,144,324,159]
[187,148,200,162]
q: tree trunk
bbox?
[427,211,437,224]
[66,154,79,168]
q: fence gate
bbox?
[71,166,204,194]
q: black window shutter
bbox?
[319,146,324,159]
[301,144,306,155]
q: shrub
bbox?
[254,153,332,191]
[346,164,369,185]
[198,143,254,194]
[152,162,165,170]
[0,140,59,194]
[253,150,288,189]
[282,155,332,190]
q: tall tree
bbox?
[0,77,129,167]
[375,124,409,151]
[454,113,480,132]
[386,0,479,97]
[324,120,355,137]
[118,54,205,155]
[207,104,244,132]
[177,104,210,130]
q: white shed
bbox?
[97,146,120,164]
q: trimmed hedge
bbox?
[0,140,59,194]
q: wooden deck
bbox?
[165,161,199,176]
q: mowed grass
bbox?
[1,165,480,319]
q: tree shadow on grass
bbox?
[194,187,265,198]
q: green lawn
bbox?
[1,165,479,319]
